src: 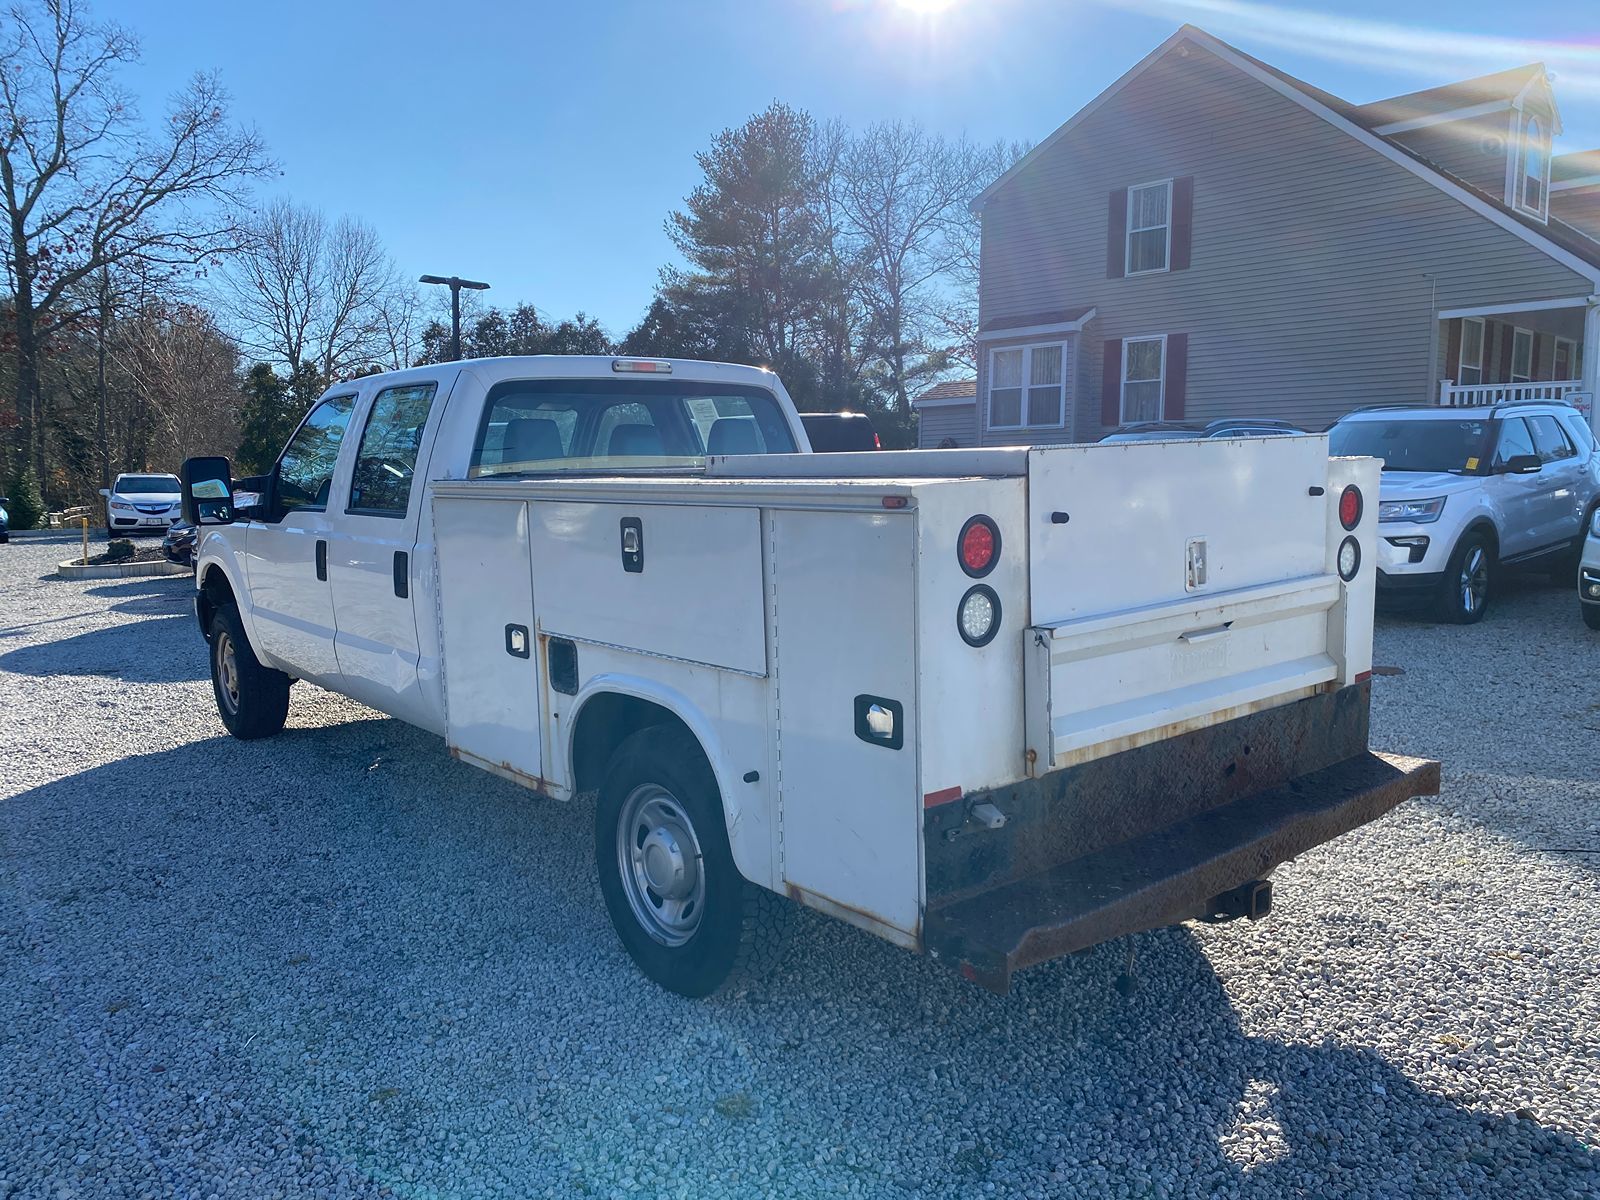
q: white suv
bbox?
[100,472,184,537]
[1328,403,1600,624]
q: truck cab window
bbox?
[349,383,439,515]
[277,395,357,511]
[470,379,797,477]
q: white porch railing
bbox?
[1438,378,1583,407]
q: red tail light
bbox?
[1338,485,1363,530]
[958,515,1000,577]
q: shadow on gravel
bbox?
[0,611,200,681]
[3,727,1594,1198]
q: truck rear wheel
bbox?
[208,604,291,740]
[595,725,788,997]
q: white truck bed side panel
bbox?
[772,508,921,942]
[527,501,766,675]
[433,497,545,787]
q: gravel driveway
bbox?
[2,531,1596,1199]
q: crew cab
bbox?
[1328,403,1600,624]
[181,355,1438,997]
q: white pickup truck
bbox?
[181,355,1438,997]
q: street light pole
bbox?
[419,274,491,361]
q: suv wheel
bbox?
[1436,531,1493,624]
[1583,601,1600,631]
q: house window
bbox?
[1126,181,1171,274]
[1458,317,1484,386]
[1121,336,1166,422]
[1519,116,1549,215]
[988,343,1066,430]
[1511,328,1533,383]
[1554,337,1576,380]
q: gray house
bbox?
[919,25,1600,448]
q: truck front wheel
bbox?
[208,605,291,740]
[595,725,788,997]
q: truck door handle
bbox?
[1179,623,1232,644]
[315,539,327,581]
[393,550,409,598]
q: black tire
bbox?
[1435,531,1494,624]
[208,604,291,739]
[595,725,789,997]
[1583,602,1600,631]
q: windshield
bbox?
[116,475,181,494]
[1327,418,1494,474]
[469,379,797,477]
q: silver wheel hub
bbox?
[618,785,705,946]
[1461,547,1488,613]
[216,631,240,713]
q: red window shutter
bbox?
[1101,339,1124,426]
[1163,334,1189,419]
[1170,177,1194,271]
[1499,323,1514,382]
[1444,319,1461,380]
[1106,189,1128,279]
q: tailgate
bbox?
[1025,436,1338,770]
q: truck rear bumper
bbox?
[922,684,1439,993]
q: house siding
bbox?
[916,403,979,448]
[978,42,1595,436]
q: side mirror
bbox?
[0,497,9,506]
[1501,453,1543,475]
[98,488,110,498]
[181,456,235,525]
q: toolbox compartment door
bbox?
[1024,437,1337,770]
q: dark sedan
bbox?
[162,521,197,567]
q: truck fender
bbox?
[194,535,264,654]
[565,673,773,891]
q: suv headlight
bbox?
[1378,496,1446,524]
[110,500,134,511]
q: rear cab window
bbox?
[348,382,439,516]
[469,379,797,477]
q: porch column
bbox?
[1586,300,1600,438]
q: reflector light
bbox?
[882,496,909,509]
[958,585,1001,647]
[958,515,1000,578]
[1337,535,1361,581]
[1338,485,1363,530]
[611,358,672,374]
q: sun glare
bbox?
[894,0,960,14]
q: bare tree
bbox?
[372,279,423,371]
[834,124,1011,405]
[113,298,239,462]
[0,0,271,484]
[226,199,397,381]
[937,138,1031,373]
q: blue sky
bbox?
[118,0,1600,337]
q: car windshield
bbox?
[116,475,180,494]
[470,379,798,477]
[1327,418,1494,473]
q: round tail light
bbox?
[1337,535,1361,581]
[1338,485,1363,531]
[959,515,1000,578]
[958,585,1001,646]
